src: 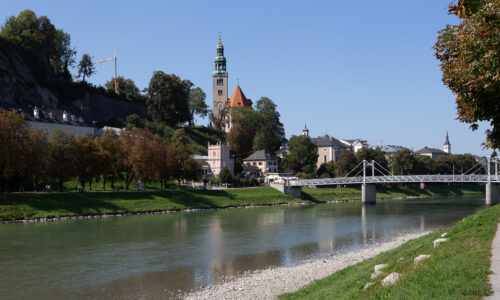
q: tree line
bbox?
[281,135,482,178]
[0,109,200,193]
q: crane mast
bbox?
[93,51,119,94]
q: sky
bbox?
[2,0,492,156]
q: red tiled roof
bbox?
[226,85,252,108]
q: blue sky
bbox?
[2,0,492,156]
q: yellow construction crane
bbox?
[93,50,118,94]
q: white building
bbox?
[27,107,95,137]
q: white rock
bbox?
[374,264,389,272]
[363,282,374,290]
[414,254,431,265]
[381,272,401,287]
[433,238,448,248]
[371,271,384,279]
[441,232,448,237]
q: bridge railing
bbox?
[288,174,497,187]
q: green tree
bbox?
[434,1,500,148]
[47,129,76,192]
[317,161,336,178]
[77,53,95,82]
[391,148,415,175]
[252,97,285,154]
[188,87,208,126]
[413,155,435,174]
[355,148,389,175]
[283,135,318,173]
[105,76,139,95]
[126,114,144,129]
[146,71,192,127]
[0,10,76,77]
[218,167,233,184]
[336,150,358,177]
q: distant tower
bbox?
[213,34,228,122]
[444,131,451,154]
[302,124,309,137]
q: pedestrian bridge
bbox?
[274,158,500,205]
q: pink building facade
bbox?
[206,142,234,176]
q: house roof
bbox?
[244,150,276,161]
[416,147,447,155]
[311,135,345,147]
[226,85,253,108]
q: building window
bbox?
[258,162,262,166]
[218,90,222,96]
[217,79,223,85]
[213,151,216,157]
[253,162,256,166]
[324,155,327,163]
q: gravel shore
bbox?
[184,231,428,300]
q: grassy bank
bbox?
[281,203,499,299]
[302,185,484,202]
[0,187,298,221]
[0,185,486,222]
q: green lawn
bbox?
[280,202,499,300]
[0,187,299,221]
[302,185,484,202]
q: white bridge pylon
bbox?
[288,157,500,187]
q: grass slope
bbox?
[280,203,500,300]
[0,187,297,221]
[302,185,484,202]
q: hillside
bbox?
[0,37,147,123]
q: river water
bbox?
[0,196,485,299]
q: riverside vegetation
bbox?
[0,185,484,222]
[280,197,499,299]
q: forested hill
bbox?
[0,36,147,123]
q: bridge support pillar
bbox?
[269,183,302,198]
[362,184,376,204]
[486,183,499,205]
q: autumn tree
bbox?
[77,54,95,82]
[47,129,77,192]
[146,71,192,127]
[95,130,122,190]
[0,109,30,192]
[188,87,208,126]
[74,135,100,191]
[434,0,500,148]
[25,129,49,191]
[227,123,254,155]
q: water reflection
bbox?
[0,196,485,299]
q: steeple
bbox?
[303,124,309,137]
[443,131,451,154]
[213,33,227,77]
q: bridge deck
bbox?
[289,175,500,187]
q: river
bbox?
[0,195,485,299]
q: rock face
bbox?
[414,254,431,265]
[381,272,401,287]
[0,41,147,122]
[433,238,448,248]
[374,264,389,272]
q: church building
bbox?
[212,36,252,132]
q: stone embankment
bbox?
[184,232,427,300]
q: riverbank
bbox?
[0,185,485,222]
[302,185,484,202]
[184,232,428,300]
[281,202,500,299]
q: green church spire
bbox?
[213,33,228,77]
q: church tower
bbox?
[444,131,451,154]
[302,124,309,137]
[213,35,228,122]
